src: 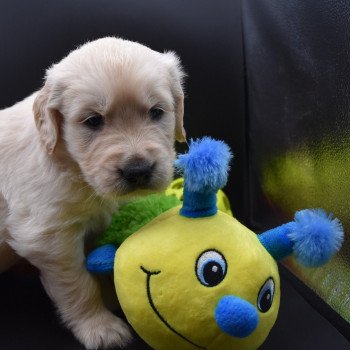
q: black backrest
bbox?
[242,0,350,338]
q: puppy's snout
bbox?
[120,159,155,186]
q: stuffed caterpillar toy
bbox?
[87,137,343,350]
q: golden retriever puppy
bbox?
[0,37,185,349]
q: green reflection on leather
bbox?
[262,139,350,323]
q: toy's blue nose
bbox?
[215,295,259,338]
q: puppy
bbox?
[0,37,185,349]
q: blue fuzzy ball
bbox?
[175,137,233,194]
[287,209,344,267]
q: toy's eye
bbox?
[196,250,227,287]
[257,278,275,313]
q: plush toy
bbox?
[86,137,344,350]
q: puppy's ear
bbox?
[174,92,186,143]
[33,84,61,155]
[164,52,187,143]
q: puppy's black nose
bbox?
[120,160,154,186]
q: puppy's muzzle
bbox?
[120,159,155,187]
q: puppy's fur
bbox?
[0,37,185,349]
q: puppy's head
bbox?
[33,37,186,197]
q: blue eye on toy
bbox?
[196,250,227,287]
[257,278,275,313]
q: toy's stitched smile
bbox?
[140,266,207,350]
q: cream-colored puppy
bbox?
[0,37,185,349]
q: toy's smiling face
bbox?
[115,207,280,350]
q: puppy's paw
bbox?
[73,310,133,349]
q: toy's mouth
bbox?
[140,266,207,350]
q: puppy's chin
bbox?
[112,188,161,202]
[92,177,172,201]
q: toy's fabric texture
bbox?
[175,137,232,195]
[258,209,344,266]
[214,295,260,338]
[86,244,116,274]
[115,207,279,350]
[287,209,343,267]
[86,137,344,350]
[98,194,180,247]
[165,177,233,216]
[175,137,232,218]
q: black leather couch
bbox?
[0,1,349,349]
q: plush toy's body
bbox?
[115,206,279,350]
[87,138,343,350]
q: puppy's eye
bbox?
[149,108,164,121]
[83,114,104,130]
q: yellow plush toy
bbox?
[87,137,343,350]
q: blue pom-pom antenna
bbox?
[175,137,232,194]
[175,137,232,218]
[288,209,344,267]
[259,209,344,267]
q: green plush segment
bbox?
[98,194,181,247]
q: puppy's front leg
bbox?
[29,232,132,349]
